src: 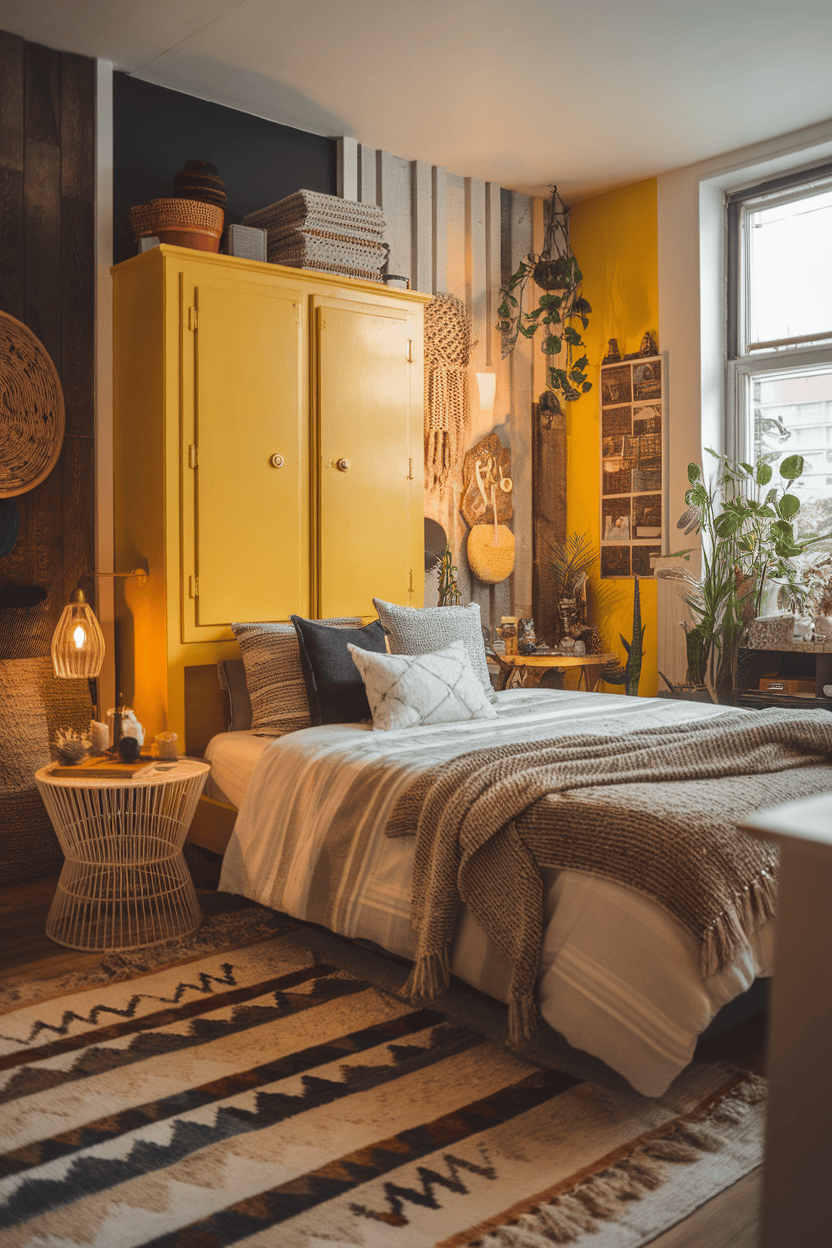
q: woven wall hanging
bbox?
[424,293,472,492]
[0,312,65,498]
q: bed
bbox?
[212,684,776,1097]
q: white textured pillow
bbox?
[373,598,497,703]
[348,639,497,731]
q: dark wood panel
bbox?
[0,31,24,171]
[24,41,60,146]
[61,196,94,437]
[60,434,95,609]
[532,403,567,648]
[0,167,25,321]
[60,52,95,202]
[22,462,64,631]
[23,137,61,367]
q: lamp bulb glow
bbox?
[72,623,87,649]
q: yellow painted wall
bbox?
[567,178,659,696]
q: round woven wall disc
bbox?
[0,311,65,497]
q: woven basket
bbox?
[129,203,154,238]
[0,312,65,498]
[129,198,225,251]
[149,198,224,232]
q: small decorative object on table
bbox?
[90,720,110,753]
[437,546,463,606]
[499,617,518,655]
[156,731,178,758]
[52,727,90,766]
[518,617,537,654]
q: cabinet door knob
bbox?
[336,458,351,473]
[270,454,285,469]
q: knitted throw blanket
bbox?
[392,708,832,1044]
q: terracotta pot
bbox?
[156,224,223,253]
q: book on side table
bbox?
[47,752,177,779]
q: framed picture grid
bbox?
[599,353,666,579]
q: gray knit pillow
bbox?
[349,640,497,731]
[372,598,496,702]
[231,618,360,736]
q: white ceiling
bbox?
[2,0,831,200]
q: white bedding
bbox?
[215,687,773,1097]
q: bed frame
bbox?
[183,663,238,855]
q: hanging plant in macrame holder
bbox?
[424,293,472,492]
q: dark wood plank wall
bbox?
[0,34,96,657]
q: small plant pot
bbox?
[156,224,223,253]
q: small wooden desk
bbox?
[493,653,618,692]
[741,791,832,1248]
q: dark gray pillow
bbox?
[291,616,387,725]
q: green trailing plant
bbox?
[677,449,831,690]
[437,546,462,606]
[602,576,645,696]
[496,186,592,405]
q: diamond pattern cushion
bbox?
[231,618,360,736]
[373,598,497,702]
[348,639,497,731]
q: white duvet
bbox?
[215,687,773,1096]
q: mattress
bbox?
[213,688,774,1096]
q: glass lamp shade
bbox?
[51,589,105,678]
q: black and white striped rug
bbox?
[0,931,764,1247]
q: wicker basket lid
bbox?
[172,159,226,208]
[0,312,65,498]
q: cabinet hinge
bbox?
[293,302,300,324]
[188,306,198,331]
[188,444,198,469]
[406,339,413,363]
[188,576,199,599]
[409,570,414,593]
[407,457,414,481]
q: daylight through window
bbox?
[728,166,832,540]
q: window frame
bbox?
[725,163,832,465]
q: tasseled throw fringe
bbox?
[437,1071,766,1248]
[701,866,777,979]
[402,947,451,1003]
[508,993,542,1045]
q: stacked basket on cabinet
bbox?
[242,190,387,282]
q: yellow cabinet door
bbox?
[192,280,308,626]
[316,300,414,618]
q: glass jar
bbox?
[500,617,518,656]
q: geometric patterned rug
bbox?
[0,928,765,1247]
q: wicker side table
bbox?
[35,758,210,951]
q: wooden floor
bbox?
[0,875,764,1245]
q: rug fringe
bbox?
[702,867,777,978]
[443,1071,766,1248]
[402,947,450,1003]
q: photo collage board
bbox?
[599,353,665,579]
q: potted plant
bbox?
[677,449,830,696]
[496,186,592,406]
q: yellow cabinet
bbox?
[112,245,427,743]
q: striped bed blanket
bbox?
[387,708,832,1043]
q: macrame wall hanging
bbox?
[423,293,472,492]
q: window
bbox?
[727,166,832,540]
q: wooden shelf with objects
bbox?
[734,634,832,713]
